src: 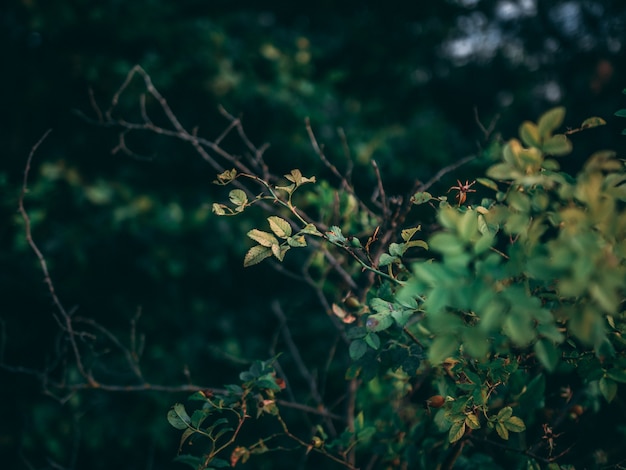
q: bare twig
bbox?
[416,155,476,193]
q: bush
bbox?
[150,76,626,468]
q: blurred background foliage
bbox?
[2,0,626,468]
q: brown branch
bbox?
[416,155,476,193]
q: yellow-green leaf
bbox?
[401,226,421,242]
[212,203,227,215]
[243,245,272,267]
[504,416,526,432]
[519,121,541,148]
[301,223,323,236]
[287,235,307,247]
[537,107,566,139]
[495,421,509,440]
[541,134,572,156]
[496,406,513,421]
[247,229,279,247]
[476,177,498,191]
[581,116,606,129]
[271,244,289,261]
[229,189,248,207]
[448,421,466,443]
[267,216,292,238]
[465,413,480,430]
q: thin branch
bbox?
[416,155,476,193]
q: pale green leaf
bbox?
[465,413,481,430]
[448,421,466,443]
[229,189,248,207]
[267,216,292,238]
[495,421,509,440]
[428,335,458,365]
[412,192,432,205]
[541,134,572,156]
[497,406,513,421]
[476,177,498,191]
[301,223,323,236]
[243,245,272,267]
[212,203,227,215]
[537,107,566,138]
[287,235,307,247]
[247,229,279,247]
[504,416,526,432]
[581,117,606,129]
[378,253,397,267]
[486,163,519,181]
[519,121,541,148]
[406,239,429,250]
[401,226,421,241]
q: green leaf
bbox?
[212,203,227,215]
[503,416,526,432]
[457,209,478,242]
[541,134,572,156]
[581,117,606,129]
[428,335,458,365]
[284,169,316,186]
[378,253,397,267]
[537,107,566,138]
[326,226,347,243]
[301,223,323,236]
[486,162,519,181]
[349,339,368,361]
[365,333,381,350]
[365,313,394,332]
[429,233,464,256]
[614,109,626,118]
[267,216,292,238]
[412,192,432,205]
[465,413,481,430]
[448,420,466,443]
[243,245,272,267]
[406,239,429,250]
[534,339,559,372]
[287,235,307,247]
[496,406,513,421]
[346,327,367,340]
[229,189,248,207]
[389,242,406,257]
[401,226,421,241]
[476,177,498,191]
[495,421,509,440]
[519,121,541,148]
[606,368,626,383]
[167,403,191,430]
[214,168,237,185]
[599,377,618,402]
[247,229,279,247]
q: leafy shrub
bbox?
[165,99,626,469]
